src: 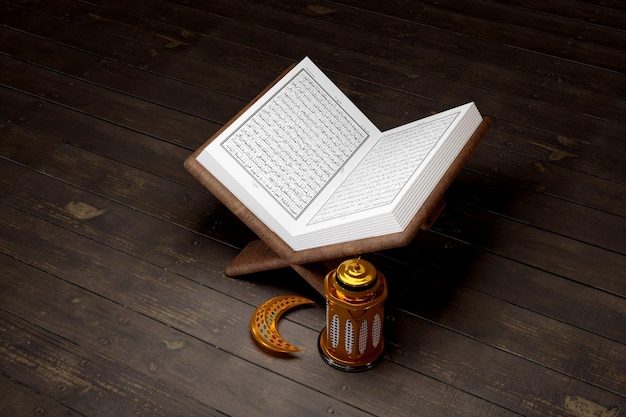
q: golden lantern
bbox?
[318,258,388,371]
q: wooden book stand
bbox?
[185,67,492,295]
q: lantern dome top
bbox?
[336,258,377,291]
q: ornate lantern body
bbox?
[318,258,388,371]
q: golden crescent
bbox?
[250,295,314,353]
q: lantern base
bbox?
[318,330,384,372]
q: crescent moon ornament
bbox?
[250,295,314,353]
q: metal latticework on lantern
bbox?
[318,258,388,371]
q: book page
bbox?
[197,57,380,238]
[310,112,460,224]
[219,67,370,219]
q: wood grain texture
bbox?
[1,0,624,415]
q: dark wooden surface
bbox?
[1,1,624,416]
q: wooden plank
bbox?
[0,216,521,417]
[5,145,624,408]
[575,0,626,12]
[430,0,626,47]
[0,0,397,128]
[386,306,626,416]
[30,0,624,191]
[3,110,624,301]
[3,117,624,299]
[0,2,622,416]
[392,284,626,396]
[0,374,82,417]
[449,170,626,254]
[0,26,243,133]
[214,0,623,101]
[1,0,620,292]
[463,143,626,217]
[325,0,626,70]
[0,119,254,247]
[0,0,284,98]
[0,312,227,417]
[372,0,626,71]
[0,253,373,417]
[2,147,625,346]
[2,184,624,414]
[431,204,626,296]
[187,0,626,100]
[2,208,625,416]
[0,55,216,147]
[4,100,623,261]
[10,0,625,151]
[485,0,626,30]
[2,53,625,220]
[380,233,626,345]
[0,88,197,189]
[0,155,257,290]
[481,122,626,185]
[3,0,624,189]
[78,0,626,151]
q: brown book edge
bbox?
[184,64,492,276]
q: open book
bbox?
[195,57,483,251]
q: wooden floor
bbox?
[1,0,625,416]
